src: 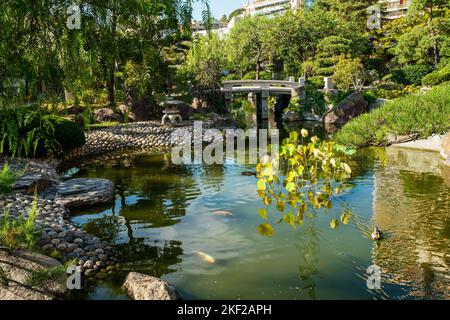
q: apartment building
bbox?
[244,0,304,17]
[379,0,411,20]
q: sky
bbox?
[193,0,244,20]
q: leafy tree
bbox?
[407,0,450,65]
[314,36,353,77]
[0,0,211,109]
[226,16,275,79]
[388,0,450,66]
[333,55,374,91]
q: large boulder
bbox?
[55,178,115,209]
[122,272,179,300]
[11,160,61,195]
[324,91,369,124]
[369,98,390,111]
[282,110,302,122]
[302,112,321,122]
[94,108,121,122]
[0,250,67,300]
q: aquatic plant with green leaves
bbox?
[256,129,355,236]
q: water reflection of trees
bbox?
[74,151,227,283]
[372,149,450,299]
[295,219,320,300]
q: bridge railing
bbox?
[222,80,302,91]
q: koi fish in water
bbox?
[212,210,233,217]
[195,251,216,264]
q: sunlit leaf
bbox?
[330,218,339,229]
[289,131,298,142]
[301,129,309,138]
[286,182,296,193]
[258,208,268,220]
[283,212,296,228]
[341,163,352,175]
[257,223,274,237]
[340,211,352,225]
[263,196,272,206]
[257,179,266,191]
[276,199,285,212]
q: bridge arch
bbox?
[221,80,304,124]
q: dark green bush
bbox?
[0,106,85,158]
[302,84,327,115]
[392,65,432,85]
[43,115,86,151]
[422,64,450,86]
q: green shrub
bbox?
[375,81,404,91]
[223,73,240,81]
[392,65,432,85]
[376,88,405,100]
[0,197,41,251]
[371,84,420,100]
[0,106,85,158]
[0,163,18,196]
[42,115,85,150]
[362,90,378,104]
[302,84,327,115]
[307,76,324,90]
[326,90,352,106]
[231,108,249,130]
[242,71,272,80]
[335,83,450,148]
[422,64,450,86]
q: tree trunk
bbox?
[256,48,262,80]
[256,62,261,80]
[108,9,118,108]
[428,4,440,66]
[107,67,115,107]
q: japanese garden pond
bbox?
[64,136,450,300]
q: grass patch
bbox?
[0,197,41,251]
[87,121,121,130]
[0,163,18,196]
[335,83,450,148]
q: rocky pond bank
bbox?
[0,118,235,300]
[0,160,120,299]
[1,159,180,300]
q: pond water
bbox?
[66,142,450,300]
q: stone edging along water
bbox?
[0,119,234,298]
[0,160,119,284]
[64,120,234,161]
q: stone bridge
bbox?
[222,80,304,121]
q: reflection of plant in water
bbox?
[84,216,122,243]
[256,130,355,236]
[295,219,320,300]
[115,239,183,278]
